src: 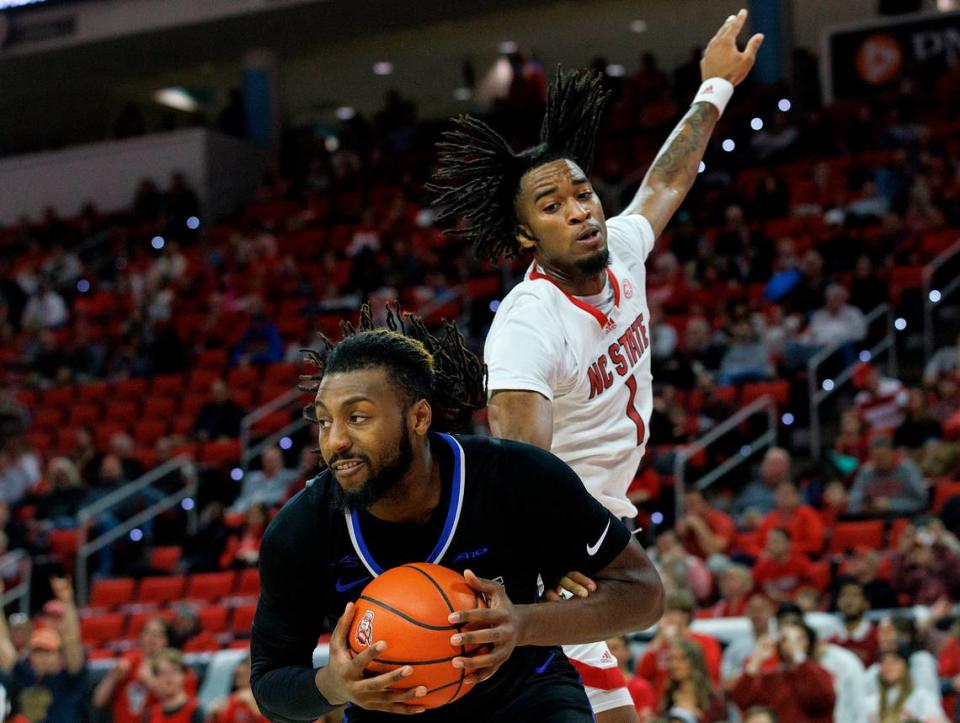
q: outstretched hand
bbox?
[315,602,428,715]
[701,8,764,86]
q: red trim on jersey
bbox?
[527,264,621,330]
[569,658,629,691]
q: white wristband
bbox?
[693,78,734,116]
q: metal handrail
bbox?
[0,551,31,614]
[242,417,309,467]
[922,239,960,360]
[75,458,198,605]
[238,387,304,453]
[807,303,896,457]
[673,394,777,521]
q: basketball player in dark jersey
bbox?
[250,307,664,722]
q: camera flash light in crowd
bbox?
[230,468,244,481]
[372,62,394,76]
[778,98,792,112]
[929,289,942,303]
[629,19,647,33]
[129,528,143,542]
[336,106,356,121]
[76,279,90,293]
[781,413,795,426]
[151,236,165,250]
[181,498,195,511]
[722,139,735,152]
[750,117,764,131]
[698,161,706,174]
[324,136,339,152]
[859,350,872,362]
[822,379,835,392]
[739,445,751,457]
[895,318,907,331]
[489,299,500,313]
[499,40,518,54]
[279,437,293,450]
[651,511,664,525]
[606,64,626,77]
[186,216,200,230]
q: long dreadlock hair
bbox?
[299,305,487,435]
[428,66,611,262]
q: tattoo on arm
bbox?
[646,103,715,190]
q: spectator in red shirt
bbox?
[606,635,656,717]
[751,528,816,602]
[756,481,824,557]
[827,579,878,666]
[208,655,269,723]
[637,591,722,699]
[677,490,735,561]
[731,622,836,723]
[93,617,198,723]
[707,564,753,618]
[143,648,203,723]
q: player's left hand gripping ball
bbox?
[449,570,523,685]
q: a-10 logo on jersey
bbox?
[586,310,649,399]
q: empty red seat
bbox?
[149,546,182,573]
[183,631,220,652]
[136,576,186,605]
[201,440,241,468]
[237,568,260,597]
[68,404,101,428]
[142,398,177,419]
[180,395,209,419]
[33,408,63,431]
[134,420,168,446]
[151,375,184,397]
[105,400,139,423]
[231,604,257,634]
[264,363,299,386]
[932,481,960,514]
[77,382,110,403]
[251,410,292,437]
[196,348,229,370]
[197,605,230,633]
[48,529,80,560]
[188,369,220,392]
[81,613,126,646]
[186,572,236,601]
[42,386,74,407]
[89,578,136,609]
[830,520,885,554]
[113,379,147,400]
[29,432,53,453]
[171,415,196,436]
[227,366,261,390]
[741,381,790,406]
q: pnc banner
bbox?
[823,10,960,102]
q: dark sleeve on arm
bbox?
[500,440,632,581]
[250,513,336,722]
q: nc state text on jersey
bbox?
[586,311,649,399]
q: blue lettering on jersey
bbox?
[452,547,489,563]
[332,554,361,569]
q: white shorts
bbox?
[563,641,634,714]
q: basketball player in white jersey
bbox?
[430,10,762,721]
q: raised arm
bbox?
[488,390,554,450]
[621,9,763,238]
[50,576,85,675]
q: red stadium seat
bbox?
[197,605,230,633]
[105,400,139,423]
[127,609,175,639]
[136,576,186,605]
[42,386,74,407]
[196,348,229,370]
[89,578,136,609]
[151,375,184,397]
[80,613,126,647]
[142,397,177,419]
[251,411,292,437]
[888,517,911,550]
[185,572,236,601]
[231,604,257,634]
[32,408,63,431]
[113,379,147,400]
[134,420,168,446]
[932,481,960,514]
[77,381,110,403]
[830,520,885,555]
[188,369,220,393]
[183,632,220,652]
[227,366,261,390]
[200,440,241,468]
[171,415,196,437]
[28,432,53,454]
[257,384,294,406]
[48,529,80,560]
[741,381,790,406]
[68,403,101,428]
[264,363,299,386]
[180,395,209,419]
[237,568,260,597]
[149,546,182,573]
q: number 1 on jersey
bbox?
[624,374,645,446]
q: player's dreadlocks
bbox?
[428,66,611,261]
[299,305,487,434]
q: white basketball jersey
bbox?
[485,214,656,519]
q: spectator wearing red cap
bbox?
[847,435,926,516]
[3,577,86,723]
[828,579,878,666]
[853,362,909,433]
[143,648,203,723]
[756,481,824,557]
[677,490,735,561]
[751,529,817,602]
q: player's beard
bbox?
[573,246,609,276]
[334,423,414,510]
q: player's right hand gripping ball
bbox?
[349,562,489,709]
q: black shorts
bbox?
[342,656,592,722]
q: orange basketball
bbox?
[348,562,489,709]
